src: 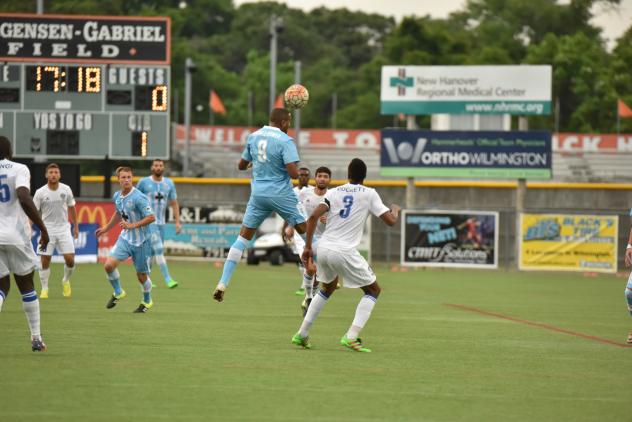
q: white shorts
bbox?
[316,245,376,288]
[0,243,39,277]
[39,231,75,256]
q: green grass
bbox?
[1,262,631,421]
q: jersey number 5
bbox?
[339,195,353,218]
[0,175,10,203]
[257,140,268,163]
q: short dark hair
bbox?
[116,166,133,176]
[315,166,331,177]
[46,163,60,171]
[298,167,310,173]
[269,108,291,126]
[152,158,164,165]
[0,136,11,160]
[348,158,367,183]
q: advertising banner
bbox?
[401,210,498,268]
[381,65,551,115]
[381,129,552,179]
[174,125,381,150]
[553,133,632,152]
[75,201,120,261]
[162,223,243,258]
[519,214,618,273]
[30,223,98,263]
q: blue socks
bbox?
[142,279,152,303]
[155,255,172,284]
[219,236,249,286]
[107,269,123,295]
[626,281,632,316]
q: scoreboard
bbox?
[0,14,171,160]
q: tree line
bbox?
[2,0,631,132]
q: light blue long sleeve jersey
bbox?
[136,176,177,225]
[242,125,299,197]
[113,187,154,246]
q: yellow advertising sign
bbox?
[519,214,618,273]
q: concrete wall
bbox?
[81,180,632,269]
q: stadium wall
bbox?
[80,177,632,269]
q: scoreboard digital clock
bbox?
[0,13,171,159]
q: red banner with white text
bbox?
[175,125,632,153]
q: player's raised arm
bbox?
[17,186,49,250]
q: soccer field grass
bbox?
[1,262,631,421]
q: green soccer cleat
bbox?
[106,290,127,309]
[294,288,304,296]
[166,279,178,289]
[133,300,154,313]
[291,332,312,349]
[340,335,372,353]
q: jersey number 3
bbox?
[339,195,353,218]
[0,175,10,203]
[257,140,268,163]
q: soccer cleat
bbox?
[62,281,71,298]
[294,288,305,296]
[133,300,154,313]
[213,283,226,302]
[291,332,312,349]
[106,290,127,309]
[627,331,632,344]
[40,289,49,299]
[340,335,371,353]
[301,298,312,317]
[32,338,47,352]
[166,279,179,289]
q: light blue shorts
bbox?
[243,194,306,229]
[109,237,152,273]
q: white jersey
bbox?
[0,159,32,245]
[299,187,327,236]
[319,183,389,251]
[33,183,76,235]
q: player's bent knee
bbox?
[626,287,632,298]
[364,282,381,298]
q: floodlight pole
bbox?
[405,115,417,209]
[183,57,195,176]
[36,0,43,14]
[269,15,283,113]
[515,116,528,269]
[294,60,301,154]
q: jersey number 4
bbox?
[257,140,268,163]
[0,175,10,203]
[339,195,353,218]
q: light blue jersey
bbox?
[113,187,154,246]
[242,125,299,197]
[136,176,177,225]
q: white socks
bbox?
[303,272,315,298]
[39,268,51,290]
[346,295,377,340]
[0,290,5,312]
[22,292,41,340]
[63,265,75,282]
[299,291,328,337]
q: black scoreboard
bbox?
[0,14,171,159]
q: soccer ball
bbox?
[284,84,309,110]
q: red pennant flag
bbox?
[274,94,284,109]
[209,90,226,115]
[618,99,632,118]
